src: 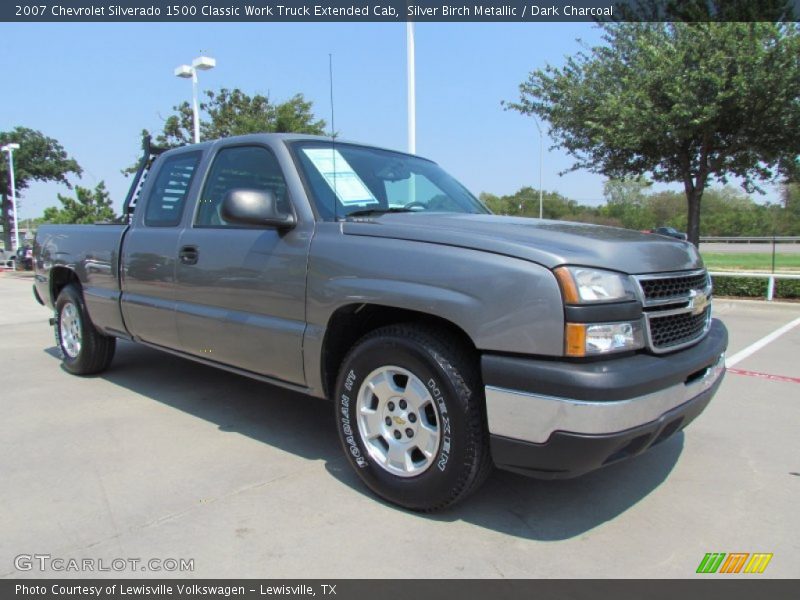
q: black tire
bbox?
[334,323,492,511]
[54,284,116,375]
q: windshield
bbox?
[290,141,490,220]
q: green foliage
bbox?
[594,181,799,236]
[711,275,800,299]
[0,127,81,247]
[481,181,800,237]
[507,21,800,245]
[781,183,800,234]
[149,88,327,150]
[775,279,800,298]
[42,182,116,224]
[601,177,653,230]
[647,191,686,230]
[480,187,619,225]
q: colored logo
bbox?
[696,552,773,574]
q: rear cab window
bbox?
[144,151,202,227]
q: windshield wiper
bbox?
[345,207,418,218]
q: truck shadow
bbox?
[46,340,683,542]
[327,433,684,541]
[420,437,683,540]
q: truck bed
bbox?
[35,223,129,336]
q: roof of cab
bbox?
[161,132,428,161]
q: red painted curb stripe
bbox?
[727,368,800,384]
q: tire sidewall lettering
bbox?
[427,377,451,472]
[337,357,454,477]
[333,329,487,511]
[340,369,367,468]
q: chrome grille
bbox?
[634,269,712,353]
[639,271,709,301]
[648,306,711,349]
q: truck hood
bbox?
[341,213,702,274]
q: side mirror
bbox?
[221,189,296,229]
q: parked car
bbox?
[0,248,15,269]
[33,134,727,511]
[15,245,34,270]
[653,226,688,241]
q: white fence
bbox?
[701,236,800,244]
[709,271,800,301]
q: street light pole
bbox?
[406,22,416,154]
[1,143,21,251]
[406,22,417,204]
[533,118,543,219]
[191,68,200,144]
[174,55,216,144]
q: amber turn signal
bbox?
[554,267,580,304]
[565,323,587,357]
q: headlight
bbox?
[554,266,637,304]
[565,320,645,357]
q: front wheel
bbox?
[55,284,116,375]
[334,324,492,511]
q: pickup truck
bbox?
[33,133,728,511]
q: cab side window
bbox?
[144,152,201,227]
[196,146,289,227]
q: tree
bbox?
[647,190,686,230]
[480,187,616,225]
[507,22,800,245]
[480,183,800,236]
[150,88,326,149]
[0,127,81,248]
[782,183,800,217]
[602,177,653,230]
[777,182,800,235]
[603,178,650,208]
[42,182,116,224]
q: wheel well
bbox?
[50,267,80,304]
[321,304,478,399]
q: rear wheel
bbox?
[334,324,492,511]
[55,284,116,375]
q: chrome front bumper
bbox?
[485,353,725,445]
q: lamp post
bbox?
[1,142,20,251]
[406,22,416,154]
[174,55,216,144]
[533,118,543,219]
[406,22,417,204]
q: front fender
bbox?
[304,225,565,396]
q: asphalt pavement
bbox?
[699,242,800,254]
[0,272,797,579]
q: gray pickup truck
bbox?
[33,133,727,511]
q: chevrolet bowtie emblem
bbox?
[690,289,709,316]
[392,416,406,426]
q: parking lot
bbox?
[0,273,797,579]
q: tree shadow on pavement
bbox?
[45,339,683,542]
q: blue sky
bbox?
[0,21,781,219]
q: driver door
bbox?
[173,144,311,385]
